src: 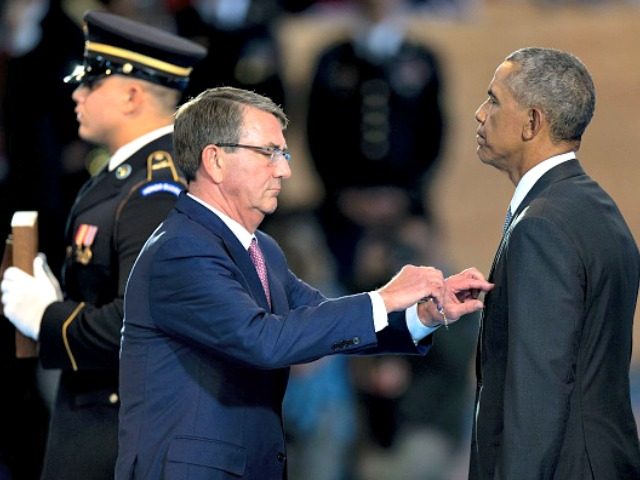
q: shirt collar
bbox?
[186,193,254,249]
[510,151,576,214]
[108,125,174,171]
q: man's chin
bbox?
[262,201,278,216]
[78,127,97,145]
[477,148,494,166]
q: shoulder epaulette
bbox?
[146,150,185,185]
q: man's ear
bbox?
[523,107,543,141]
[123,81,145,114]
[201,144,224,183]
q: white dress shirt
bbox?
[509,151,576,214]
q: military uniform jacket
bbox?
[38,133,185,480]
[307,39,444,214]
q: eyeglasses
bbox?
[216,143,291,163]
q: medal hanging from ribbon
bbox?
[74,224,98,265]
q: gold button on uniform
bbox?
[109,393,119,404]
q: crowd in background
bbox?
[0,1,636,479]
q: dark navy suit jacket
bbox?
[116,193,431,479]
[469,160,640,479]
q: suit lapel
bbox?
[478,159,587,384]
[175,194,273,310]
[70,166,122,216]
[488,159,585,279]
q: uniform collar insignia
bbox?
[115,164,132,180]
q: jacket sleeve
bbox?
[147,233,428,371]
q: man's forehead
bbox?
[240,108,285,139]
[493,61,513,81]
[488,62,514,94]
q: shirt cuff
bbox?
[368,291,389,332]
[406,303,439,343]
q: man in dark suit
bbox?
[0,11,206,480]
[115,86,493,479]
[471,46,640,479]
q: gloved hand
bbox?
[1,253,63,340]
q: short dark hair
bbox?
[174,87,288,181]
[504,47,595,142]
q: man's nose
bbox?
[474,103,485,123]
[275,157,292,179]
[72,85,87,102]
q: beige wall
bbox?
[276,1,640,362]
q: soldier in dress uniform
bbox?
[307,0,445,291]
[0,11,206,480]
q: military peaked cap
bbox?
[64,11,207,91]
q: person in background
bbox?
[172,0,287,107]
[116,86,492,479]
[0,0,88,276]
[268,212,359,480]
[0,11,206,480]
[471,46,640,479]
[307,0,445,291]
[348,218,479,480]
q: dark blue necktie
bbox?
[503,207,513,235]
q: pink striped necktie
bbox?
[248,238,271,308]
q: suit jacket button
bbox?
[277,452,286,463]
[109,393,119,404]
[353,337,360,345]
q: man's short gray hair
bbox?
[504,47,595,142]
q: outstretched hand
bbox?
[377,265,445,313]
[418,267,493,327]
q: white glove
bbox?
[1,253,63,340]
